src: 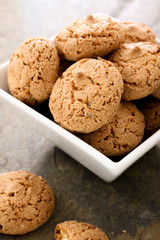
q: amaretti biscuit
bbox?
[55,14,125,61]
[152,87,160,100]
[54,220,109,240]
[0,170,54,235]
[141,97,160,136]
[120,21,156,43]
[49,58,123,133]
[81,101,145,156]
[108,42,160,100]
[8,37,59,106]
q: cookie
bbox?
[152,87,160,100]
[55,15,125,61]
[120,21,155,43]
[108,42,160,100]
[54,220,109,240]
[81,101,145,156]
[8,37,59,106]
[49,58,123,133]
[0,170,54,235]
[141,97,160,136]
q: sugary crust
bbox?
[8,37,59,106]
[142,97,160,136]
[81,101,145,156]
[55,15,125,61]
[0,170,54,235]
[54,220,109,240]
[49,58,123,133]
[152,87,160,100]
[120,21,156,43]
[108,42,160,100]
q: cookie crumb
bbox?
[86,14,94,21]
[76,71,84,79]
[132,46,141,55]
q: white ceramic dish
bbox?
[0,14,160,182]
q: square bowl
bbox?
[0,14,160,182]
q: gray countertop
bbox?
[0,0,160,239]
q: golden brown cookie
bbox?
[81,101,145,156]
[0,170,54,235]
[120,21,155,43]
[141,97,160,136]
[54,220,109,240]
[49,58,123,133]
[152,87,160,100]
[8,37,59,106]
[108,42,160,100]
[55,15,125,61]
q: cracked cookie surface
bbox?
[120,21,155,43]
[55,15,125,61]
[81,101,145,156]
[108,42,160,100]
[0,170,54,235]
[8,37,59,106]
[54,220,109,240]
[49,58,123,133]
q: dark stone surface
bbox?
[0,1,160,239]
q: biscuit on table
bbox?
[141,97,160,136]
[8,37,59,106]
[55,14,125,61]
[152,87,160,100]
[108,42,160,100]
[81,101,145,156]
[0,170,54,235]
[120,21,155,43]
[49,58,123,133]
[54,220,109,240]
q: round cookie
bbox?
[120,21,155,43]
[8,37,59,106]
[81,101,145,156]
[54,220,109,240]
[152,87,160,100]
[0,170,54,235]
[108,42,160,100]
[141,97,160,136]
[55,15,125,61]
[49,58,123,133]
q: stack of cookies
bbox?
[3,13,160,238]
[8,14,160,158]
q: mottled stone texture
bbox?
[0,0,160,239]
